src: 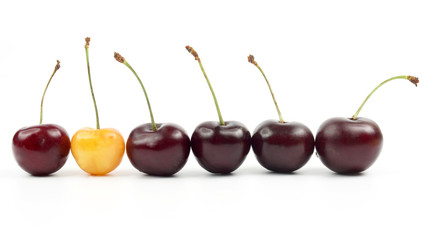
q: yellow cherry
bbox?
[72,37,125,175]
[71,128,125,175]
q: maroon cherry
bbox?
[186,46,251,174]
[248,55,314,173]
[114,52,190,176]
[12,61,71,176]
[191,121,251,174]
[316,75,419,174]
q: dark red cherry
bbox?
[315,75,418,174]
[12,124,70,176]
[191,121,251,174]
[186,46,251,174]
[252,120,314,173]
[12,60,68,176]
[127,123,190,176]
[315,117,383,174]
[114,52,191,176]
[247,55,314,173]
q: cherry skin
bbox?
[252,120,314,173]
[191,121,251,174]
[12,124,70,176]
[126,123,191,176]
[315,117,383,174]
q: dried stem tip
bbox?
[248,54,258,66]
[55,60,60,71]
[186,45,199,60]
[85,37,90,48]
[114,52,125,63]
[408,76,419,86]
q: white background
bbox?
[1,0,426,239]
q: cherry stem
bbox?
[85,37,100,129]
[114,52,157,131]
[248,55,285,123]
[352,75,419,120]
[186,46,225,125]
[40,60,61,125]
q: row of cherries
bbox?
[12,37,419,176]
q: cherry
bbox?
[114,52,190,176]
[12,61,71,176]
[316,75,419,174]
[71,38,125,175]
[248,55,314,173]
[186,46,251,174]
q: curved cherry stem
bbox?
[352,75,419,120]
[186,46,225,125]
[85,37,100,129]
[114,52,157,131]
[40,60,61,124]
[248,55,285,123]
